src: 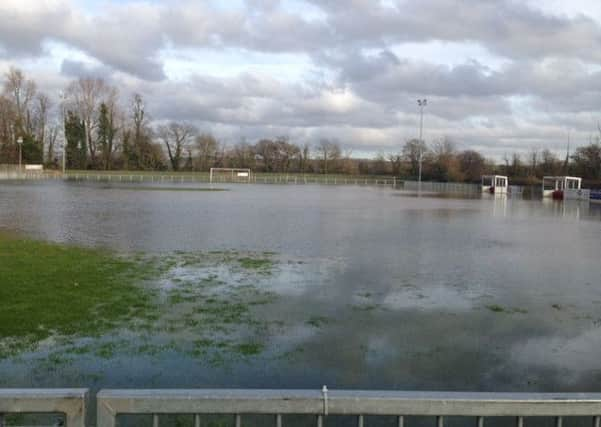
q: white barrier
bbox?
[564,188,591,201]
[25,164,44,171]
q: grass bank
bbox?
[0,232,155,352]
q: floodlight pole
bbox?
[59,91,67,175]
[17,136,23,172]
[417,99,427,193]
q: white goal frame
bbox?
[209,168,252,183]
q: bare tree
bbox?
[3,67,36,132]
[431,137,462,181]
[528,148,539,177]
[65,77,107,166]
[45,123,59,166]
[388,152,403,176]
[158,122,197,171]
[316,139,341,174]
[0,95,17,162]
[32,93,50,153]
[300,143,310,173]
[402,139,427,178]
[457,150,487,182]
[124,93,149,169]
[196,133,219,171]
[540,149,560,176]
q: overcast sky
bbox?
[2,0,601,158]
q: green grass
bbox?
[485,304,528,314]
[0,234,280,363]
[486,304,506,313]
[306,316,331,328]
[238,257,273,270]
[0,232,156,351]
[234,342,264,356]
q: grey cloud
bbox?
[307,0,601,63]
[316,48,601,118]
[0,1,165,81]
[60,59,113,79]
[3,0,601,79]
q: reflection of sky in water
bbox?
[1,182,601,393]
[381,285,479,311]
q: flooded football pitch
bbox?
[1,181,601,397]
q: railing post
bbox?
[96,395,116,427]
[0,389,87,427]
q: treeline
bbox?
[1,67,600,182]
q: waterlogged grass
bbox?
[0,232,156,355]
[234,342,264,356]
[306,316,331,328]
[238,257,273,270]
[485,304,528,314]
[0,233,282,364]
[486,304,506,313]
[351,303,381,312]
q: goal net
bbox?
[209,168,252,183]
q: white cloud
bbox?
[2,0,601,158]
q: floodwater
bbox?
[1,181,601,402]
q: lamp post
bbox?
[17,136,23,172]
[417,99,427,192]
[62,141,66,174]
[59,90,67,175]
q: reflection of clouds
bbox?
[511,327,601,383]
[364,335,397,366]
[381,285,480,311]
[159,265,232,291]
[262,256,346,297]
[269,324,318,354]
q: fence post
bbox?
[0,389,88,427]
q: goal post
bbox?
[209,168,252,183]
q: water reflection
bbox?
[1,181,601,394]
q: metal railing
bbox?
[4,388,601,426]
[63,173,399,187]
[96,389,601,427]
[0,389,88,427]
[402,180,480,195]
